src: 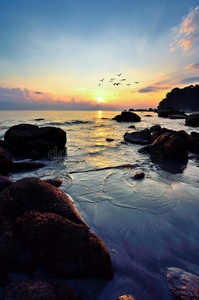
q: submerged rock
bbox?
[20,211,113,279]
[132,171,145,179]
[167,267,199,300]
[106,138,114,142]
[2,280,83,300]
[113,111,141,122]
[124,129,151,145]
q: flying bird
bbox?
[126,83,131,86]
[114,82,121,86]
[121,79,126,81]
[99,78,105,82]
[117,73,122,76]
[110,77,115,80]
[97,84,101,86]
[134,81,139,84]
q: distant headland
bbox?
[157,84,199,112]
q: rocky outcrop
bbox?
[2,280,83,300]
[4,124,66,157]
[167,267,199,300]
[157,84,199,111]
[113,111,141,122]
[0,178,113,280]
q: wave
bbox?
[44,120,94,126]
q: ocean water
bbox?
[1,110,199,300]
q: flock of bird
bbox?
[97,73,139,87]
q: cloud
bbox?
[179,77,199,84]
[138,85,171,93]
[184,63,199,71]
[0,86,99,110]
[34,91,43,94]
[171,6,199,53]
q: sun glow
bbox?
[97,97,104,103]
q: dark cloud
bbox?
[138,86,170,93]
[179,77,199,84]
[34,91,43,94]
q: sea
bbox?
[0,110,199,300]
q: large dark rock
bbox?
[0,147,13,176]
[2,280,83,300]
[0,177,86,226]
[149,132,188,163]
[0,216,34,272]
[20,211,113,280]
[150,124,161,132]
[113,111,141,122]
[187,137,199,154]
[124,129,151,145]
[4,124,67,157]
[0,175,14,193]
[185,113,199,127]
[167,267,199,300]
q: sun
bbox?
[97,97,104,103]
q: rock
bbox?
[43,178,63,187]
[0,268,10,286]
[150,125,161,132]
[27,150,42,160]
[4,124,66,157]
[169,114,187,119]
[167,267,199,300]
[0,148,13,176]
[132,171,145,179]
[20,211,113,280]
[0,177,86,226]
[34,118,45,121]
[185,113,199,127]
[118,296,136,300]
[191,131,199,138]
[2,280,83,300]
[0,216,34,272]
[10,162,46,173]
[158,109,186,118]
[0,175,14,193]
[128,125,136,129]
[124,129,151,145]
[187,138,199,154]
[149,132,188,163]
[138,145,150,154]
[113,111,141,122]
[106,138,114,142]
[151,128,172,143]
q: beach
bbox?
[0,110,199,299]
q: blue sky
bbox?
[0,0,199,109]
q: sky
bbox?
[0,0,199,110]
